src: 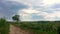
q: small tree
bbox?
[12,15,20,21]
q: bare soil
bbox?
[9,24,30,34]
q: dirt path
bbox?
[9,24,30,34]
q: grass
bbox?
[0,18,9,34]
[1,18,60,34]
[11,21,60,34]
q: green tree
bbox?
[12,15,20,21]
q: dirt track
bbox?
[9,24,30,34]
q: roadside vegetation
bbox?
[0,18,9,34]
[0,14,60,34]
[11,15,60,34]
[11,21,60,34]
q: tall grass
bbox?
[12,21,60,34]
[0,18,9,34]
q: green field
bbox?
[11,21,60,34]
[0,18,60,34]
[0,18,9,34]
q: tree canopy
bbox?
[12,15,20,21]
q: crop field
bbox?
[11,21,60,34]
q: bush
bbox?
[0,18,9,34]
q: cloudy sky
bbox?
[0,0,60,21]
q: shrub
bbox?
[0,18,9,34]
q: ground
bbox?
[9,24,30,34]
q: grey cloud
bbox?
[0,0,28,20]
[50,3,60,9]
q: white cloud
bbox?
[43,11,60,21]
[8,0,60,21]
[18,7,60,21]
[21,9,40,14]
[43,0,60,6]
[8,0,60,7]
